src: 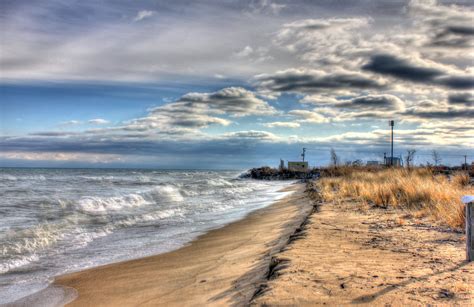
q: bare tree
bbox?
[330,148,339,167]
[405,149,416,169]
[432,150,442,166]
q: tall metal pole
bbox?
[389,120,394,166]
[465,155,468,170]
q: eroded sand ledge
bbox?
[47,183,313,306]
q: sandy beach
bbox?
[253,188,474,306]
[13,183,313,306]
[9,180,474,306]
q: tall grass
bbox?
[315,167,473,229]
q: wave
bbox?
[0,254,40,274]
[76,194,148,214]
[0,175,46,181]
[76,185,183,214]
[1,224,66,257]
[0,170,292,280]
[0,207,185,274]
[77,175,155,185]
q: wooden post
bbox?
[467,202,474,262]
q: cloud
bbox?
[362,54,443,82]
[448,92,474,106]
[409,0,474,49]
[234,46,254,58]
[362,53,474,89]
[29,131,80,137]
[174,87,277,117]
[294,94,408,123]
[274,17,371,63]
[84,87,275,135]
[435,75,474,90]
[288,110,329,124]
[247,0,286,15]
[401,97,474,120]
[255,68,385,95]
[60,120,82,126]
[336,94,405,111]
[222,130,279,140]
[134,10,155,22]
[263,121,300,128]
[88,118,110,125]
[404,108,474,119]
[2,0,474,167]
[0,151,123,163]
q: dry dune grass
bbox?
[316,167,473,229]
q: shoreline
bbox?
[11,182,313,306]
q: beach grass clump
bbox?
[315,167,473,229]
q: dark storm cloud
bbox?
[436,75,474,90]
[404,108,474,119]
[362,54,442,82]
[448,92,474,106]
[445,25,474,36]
[362,54,474,89]
[431,26,474,47]
[255,69,385,94]
[337,94,404,111]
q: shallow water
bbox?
[0,168,293,303]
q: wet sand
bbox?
[34,183,312,306]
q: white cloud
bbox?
[247,0,286,15]
[88,118,110,125]
[134,10,155,22]
[288,110,329,124]
[0,151,123,163]
[60,120,82,126]
[234,46,254,58]
[263,121,300,128]
[82,87,276,138]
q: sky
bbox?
[0,0,473,169]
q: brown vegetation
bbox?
[314,167,473,229]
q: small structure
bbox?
[279,159,285,170]
[366,161,380,166]
[384,156,401,167]
[288,161,308,172]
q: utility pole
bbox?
[389,120,394,166]
[301,148,306,162]
[464,155,468,170]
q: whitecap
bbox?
[76,194,148,214]
[0,254,40,274]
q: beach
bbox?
[8,179,474,306]
[0,169,295,304]
[253,188,474,306]
[14,183,313,306]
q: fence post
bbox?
[467,202,473,262]
[462,196,474,262]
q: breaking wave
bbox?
[76,185,184,214]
